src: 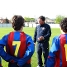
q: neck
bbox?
[15,27,23,32]
[15,30,22,32]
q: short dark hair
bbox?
[12,15,24,31]
[39,16,45,21]
[60,18,67,32]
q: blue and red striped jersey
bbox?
[0,31,35,66]
[47,34,67,67]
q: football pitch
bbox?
[0,27,61,67]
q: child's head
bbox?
[12,15,24,31]
[60,18,67,33]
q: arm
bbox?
[33,27,37,43]
[17,36,35,67]
[46,36,59,67]
[46,52,55,67]
[0,35,17,62]
[0,44,16,62]
[44,25,51,41]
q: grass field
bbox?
[0,27,61,67]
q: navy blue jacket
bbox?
[34,23,51,43]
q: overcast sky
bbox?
[0,0,67,19]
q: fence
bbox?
[0,23,12,27]
[0,23,60,28]
[25,23,60,28]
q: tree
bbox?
[24,17,35,22]
[4,18,9,23]
[24,17,30,22]
[55,15,65,24]
[30,18,35,22]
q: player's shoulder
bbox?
[59,34,66,38]
[25,34,32,39]
[1,32,10,41]
[50,36,60,52]
[52,36,60,46]
[53,36,59,41]
[58,34,67,42]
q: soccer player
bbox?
[0,15,35,67]
[46,18,67,67]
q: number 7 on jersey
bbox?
[12,41,21,56]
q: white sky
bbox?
[0,0,67,19]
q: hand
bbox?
[10,59,15,63]
[17,63,23,67]
[38,36,44,41]
[17,64,20,67]
[34,43,36,45]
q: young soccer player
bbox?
[0,15,35,67]
[46,18,67,67]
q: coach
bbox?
[34,16,51,67]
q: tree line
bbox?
[24,15,65,24]
[0,15,65,24]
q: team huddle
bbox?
[0,15,67,67]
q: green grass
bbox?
[0,27,61,67]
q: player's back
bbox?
[6,31,27,58]
[47,34,67,67]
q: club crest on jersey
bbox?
[42,27,45,30]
